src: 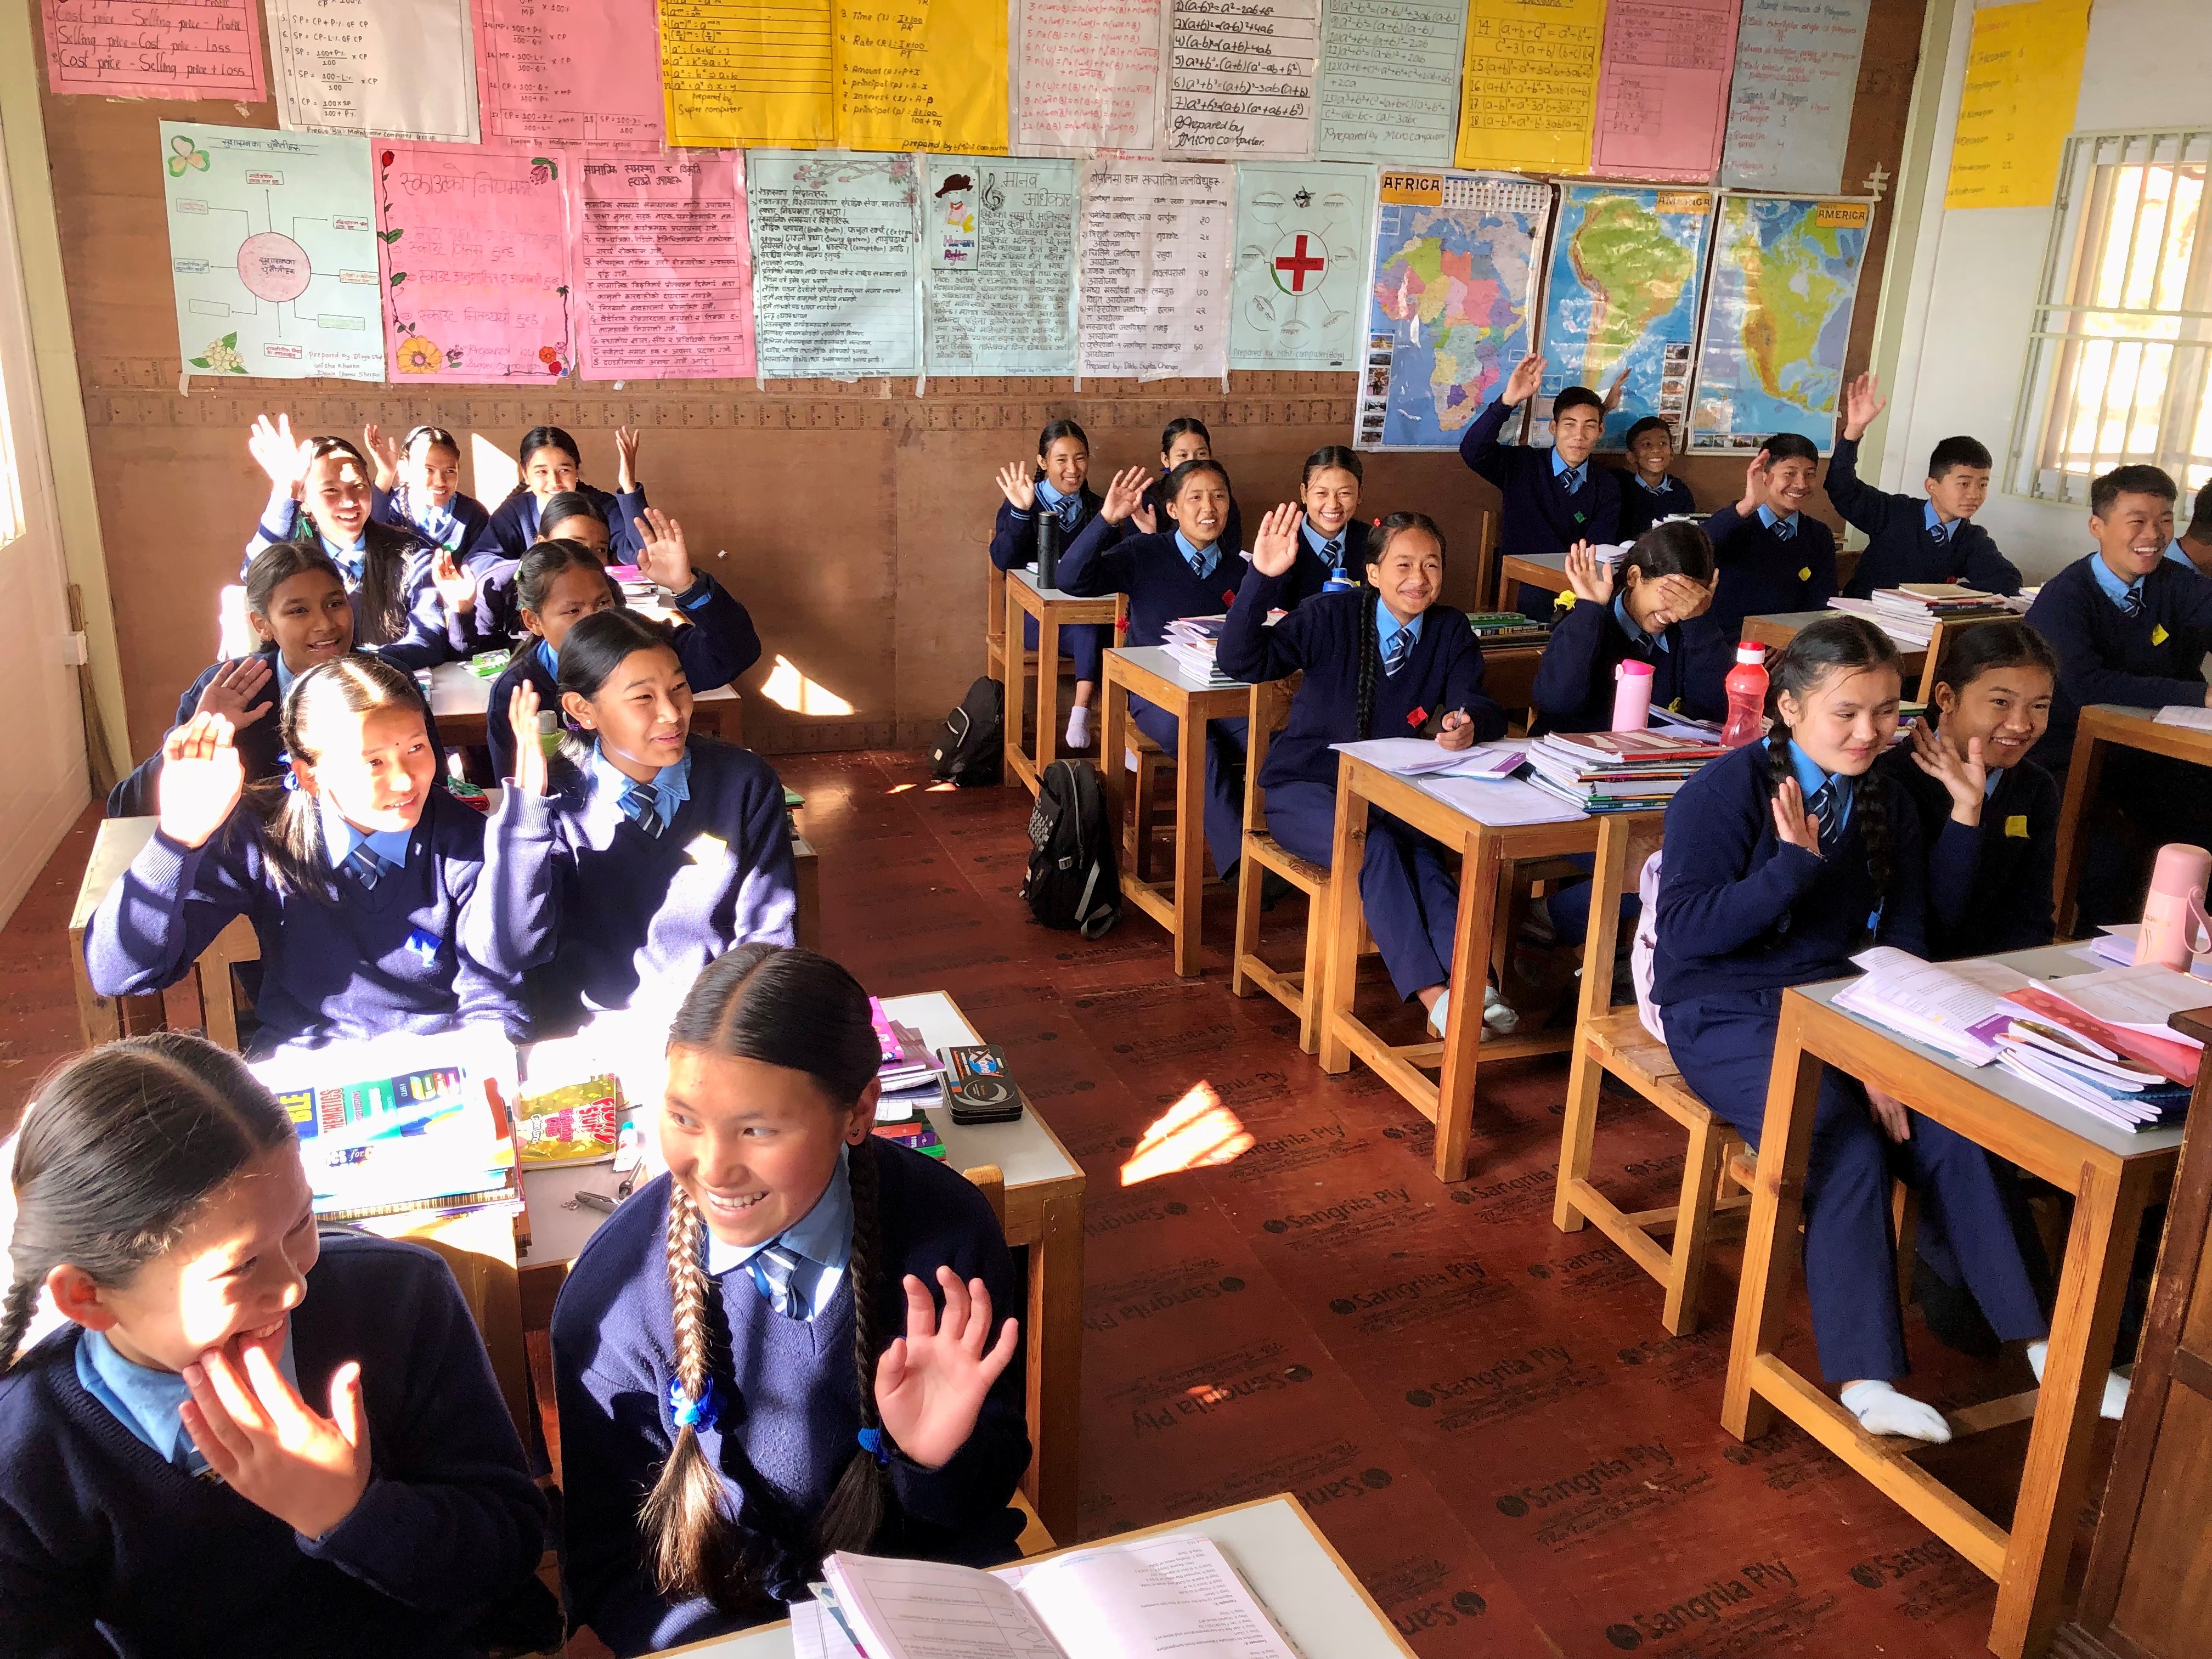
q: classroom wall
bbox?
[1881,0,2212,580]
[29,0,1929,762]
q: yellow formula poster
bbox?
[1455,0,1608,174]
[659,0,836,148]
[1944,0,2091,209]
[836,0,1009,154]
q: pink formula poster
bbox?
[1589,0,1742,182]
[375,142,575,382]
[570,153,756,380]
[44,0,268,102]
[474,0,665,150]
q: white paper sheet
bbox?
[1718,0,1869,194]
[269,0,481,143]
[1315,0,1468,163]
[923,157,1079,376]
[1077,162,1232,381]
[747,151,921,379]
[2153,706,2212,731]
[1330,737,1469,775]
[1228,161,1377,372]
[1016,0,1161,150]
[1164,0,1321,156]
[1418,775,1587,824]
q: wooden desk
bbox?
[428,661,742,751]
[516,990,1088,1543]
[1316,754,1594,1182]
[1722,944,2183,1659]
[1479,642,1544,727]
[640,1494,1416,1657]
[1499,551,1569,608]
[1739,608,1930,682]
[1002,566,1120,797]
[1099,646,1251,978]
[2054,705,2212,938]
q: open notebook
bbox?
[803,1534,1303,1659]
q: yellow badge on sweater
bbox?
[1798,566,1812,582]
[2152,624,2171,645]
[2005,814,2029,838]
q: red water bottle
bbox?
[1721,643,1768,748]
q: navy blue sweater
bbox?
[1059,523,1251,646]
[375,484,492,557]
[2024,554,2212,774]
[469,483,650,565]
[1702,506,1839,643]
[552,1159,1030,1655]
[1616,473,1698,540]
[1458,397,1622,558]
[244,504,443,653]
[471,737,797,1037]
[988,488,1104,574]
[0,1235,547,1659]
[1654,740,1928,1005]
[1140,480,1245,563]
[1883,746,2057,959]
[84,789,524,1057]
[1827,438,2020,599]
[1219,569,1505,793]
[1530,599,1732,735]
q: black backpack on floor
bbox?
[930,675,1003,786]
[1021,760,1120,938]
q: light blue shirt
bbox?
[1376,605,1423,659]
[1984,765,2004,799]
[1786,740,1854,839]
[592,743,691,831]
[318,528,367,585]
[535,638,558,676]
[1757,504,1801,537]
[2165,539,2196,568]
[704,1148,855,1321]
[2087,552,2147,613]
[1922,501,1954,541]
[1301,521,1348,565]
[76,1328,300,1472]
[1033,478,1084,530]
[320,799,413,873]
[273,651,300,703]
[1612,592,1670,653]
[1173,529,1220,582]
[1635,473,1672,495]
[1549,448,1587,491]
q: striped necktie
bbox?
[1929,519,1951,545]
[1319,537,1342,566]
[621,781,666,839]
[1773,516,1796,541]
[1382,627,1412,678]
[1560,464,1586,493]
[1806,780,1844,853]
[2121,584,2145,618]
[344,845,388,888]
[748,1242,808,1319]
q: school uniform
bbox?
[1529,595,1731,735]
[84,788,524,1057]
[469,483,651,565]
[1221,570,1506,1000]
[243,495,444,653]
[375,483,492,559]
[1883,745,2057,958]
[553,1155,1030,1654]
[1141,479,1245,563]
[471,736,797,1039]
[1655,740,2046,1384]
[1615,471,1697,541]
[989,483,1108,684]
[0,1233,550,1659]
[1458,397,1622,617]
[1702,504,1838,643]
[1827,437,2020,598]
[1060,522,1255,874]
[1289,516,1366,607]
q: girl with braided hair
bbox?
[552,944,1029,1654]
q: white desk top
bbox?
[1107,644,1250,693]
[428,659,736,718]
[644,1496,1410,1658]
[1005,565,1115,605]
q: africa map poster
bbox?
[1688,193,1871,454]
[1535,185,1713,449]
[1357,170,1551,451]
[1227,161,1377,371]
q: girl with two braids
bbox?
[552,945,1028,1654]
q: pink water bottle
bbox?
[1611,659,1654,731]
[2135,843,2212,972]
[1720,643,1769,749]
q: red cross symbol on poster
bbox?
[1271,232,1327,295]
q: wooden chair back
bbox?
[1914,613,2012,705]
[1242,674,1301,834]
[962,1163,1008,1228]
[1469,508,1500,613]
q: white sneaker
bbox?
[1064,706,1092,749]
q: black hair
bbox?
[1162,457,1231,507]
[1762,614,1904,904]
[509,538,616,664]
[298,438,413,644]
[1620,520,1715,585]
[1159,416,1212,458]
[2091,463,2179,518]
[2191,476,2212,540]
[1035,418,1087,459]
[248,654,432,899]
[405,424,460,459]
[1927,436,1992,478]
[642,944,889,1611]
[1353,513,1446,741]
[1553,386,1603,419]
[1625,415,1672,448]
[244,540,347,630]
[1300,445,1363,488]
[500,425,585,511]
[2,1035,297,1375]
[1761,432,1820,467]
[1929,618,2059,703]
[554,608,685,767]
[537,490,608,541]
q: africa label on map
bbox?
[1357,172,1550,451]
[1537,185,1713,448]
[1688,194,1871,453]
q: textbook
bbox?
[1465,611,1550,646]
[1161,615,1242,686]
[1831,947,2032,1066]
[1871,584,2011,618]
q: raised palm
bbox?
[1249,504,1305,578]
[873,1267,1018,1471]
[994,462,1036,512]
[248,414,311,495]
[159,714,245,849]
[634,507,695,592]
[507,681,548,795]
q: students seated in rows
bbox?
[471,423,649,565]
[1530,523,1726,735]
[554,945,1028,1655]
[991,419,1106,752]
[363,422,491,559]
[476,610,794,1040]
[1830,376,2020,599]
[0,1035,555,1657]
[1459,356,1620,617]
[1657,615,2123,1441]
[1220,509,1515,1036]
[85,660,522,1058]
[1138,417,1244,556]
[1703,435,1837,644]
[1615,415,1697,540]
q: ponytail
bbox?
[246,654,431,899]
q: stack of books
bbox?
[1523,727,1727,811]
[874,1118,946,1158]
[1161,615,1239,685]
[871,998,942,1114]
[1466,612,1551,647]
[1827,584,2011,648]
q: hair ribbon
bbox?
[856,1426,892,1466]
[669,1375,720,1433]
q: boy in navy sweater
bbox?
[1703,432,1837,642]
[1460,356,1621,616]
[1829,375,2021,599]
[1615,415,1698,540]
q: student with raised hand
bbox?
[551,944,1027,1654]
[0,1034,556,1658]
[472,610,795,1039]
[471,424,648,565]
[242,416,435,650]
[989,419,1106,751]
[1136,417,1245,554]
[362,422,491,562]
[1615,415,1697,540]
[1829,376,2021,599]
[1286,444,1367,602]
[1702,433,1837,642]
[84,659,524,1058]
[1459,356,1621,617]
[1220,507,1516,1037]
[1530,524,1727,735]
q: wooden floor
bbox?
[9,756,2115,1657]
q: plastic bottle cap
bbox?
[1735,642,1766,664]
[1617,660,1655,678]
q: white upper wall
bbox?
[1882,0,2212,580]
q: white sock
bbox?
[1840,1380,1952,1443]
[1482,984,1519,1033]
[1426,990,1450,1036]
[1065,706,1091,748]
[2026,1339,2131,1422]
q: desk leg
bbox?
[1990,1159,2153,1658]
[1317,778,1365,1074]
[1037,617,1062,777]
[1722,1003,1825,1442]
[1555,815,1634,1232]
[1005,586,1028,788]
[1431,826,1500,1183]
[1101,672,1130,860]
[1171,693,1206,978]
[2052,732,2105,939]
[72,947,121,1048]
[1025,1187,1087,1544]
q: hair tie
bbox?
[668,1375,719,1433]
[856,1426,892,1466]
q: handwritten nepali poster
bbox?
[1315,0,1468,165]
[375,143,574,382]
[1078,162,1232,381]
[1015,0,1160,151]
[1944,0,2091,210]
[747,151,920,379]
[1719,0,1869,194]
[1455,0,1605,174]
[268,0,481,144]
[1590,0,1739,181]
[476,0,664,149]
[1166,0,1320,155]
[922,158,1078,376]
[572,154,756,379]
[160,122,384,382]
[659,0,834,147]
[1228,161,1376,370]
[834,0,1007,154]
[44,0,268,101]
